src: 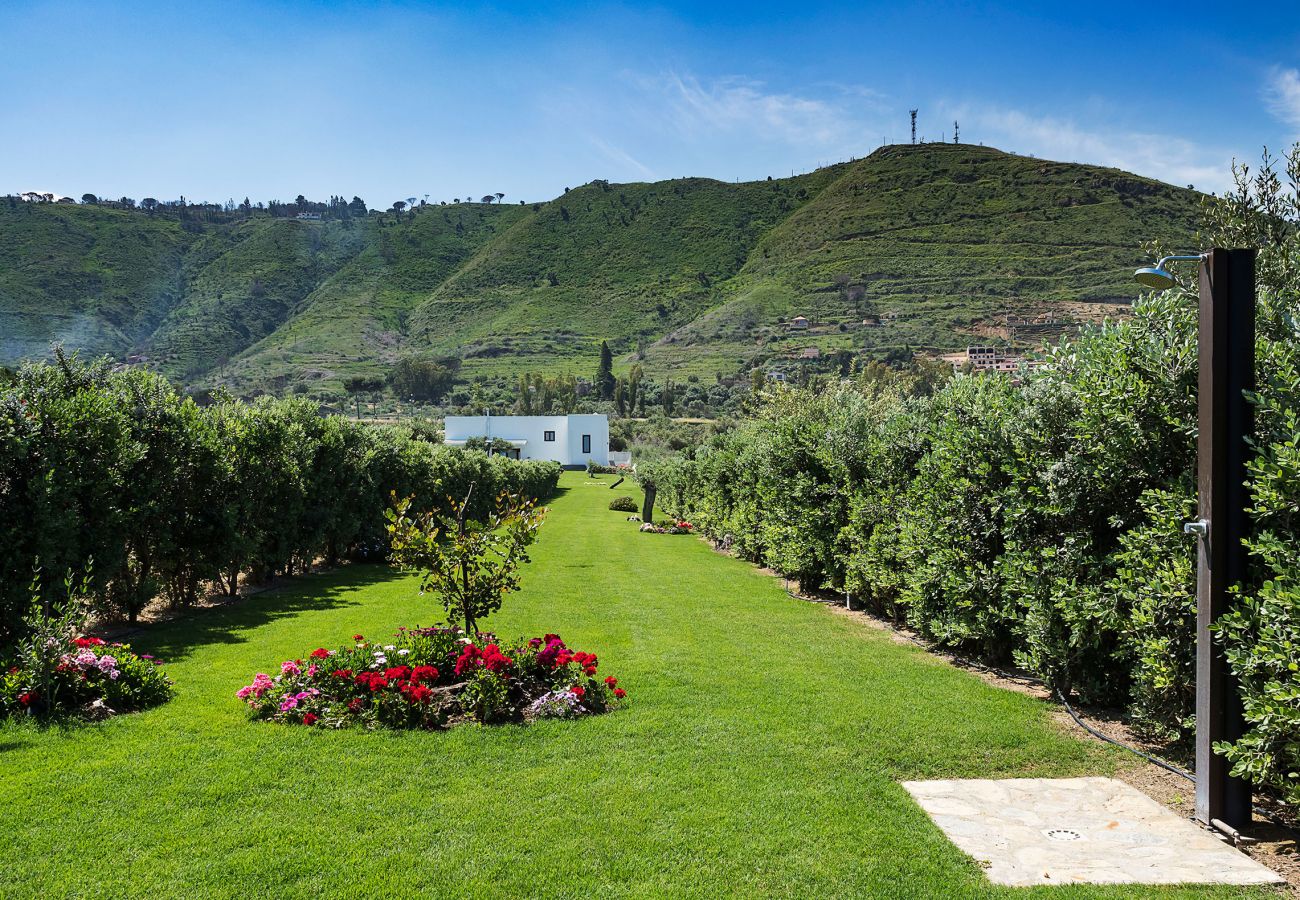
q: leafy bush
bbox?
[608,496,638,512]
[0,354,562,645]
[236,628,625,729]
[1,571,173,721]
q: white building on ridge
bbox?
[443,414,609,468]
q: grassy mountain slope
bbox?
[642,144,1203,373]
[0,201,189,360]
[0,144,1205,393]
[406,169,845,377]
[217,203,529,393]
[146,218,372,380]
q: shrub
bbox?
[1,570,173,721]
[609,496,638,512]
[236,628,625,729]
[0,355,562,644]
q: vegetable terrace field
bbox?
[0,473,1272,898]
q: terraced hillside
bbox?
[0,144,1204,395]
[642,144,1203,373]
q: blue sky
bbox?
[3,1,1298,205]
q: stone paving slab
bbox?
[902,776,1284,887]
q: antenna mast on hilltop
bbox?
[954,121,959,144]
[910,109,918,144]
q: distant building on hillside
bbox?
[443,413,608,468]
[958,345,1038,374]
[799,347,821,360]
[295,212,322,220]
[788,315,810,330]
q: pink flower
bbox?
[281,660,300,676]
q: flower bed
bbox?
[2,637,173,721]
[639,520,694,534]
[237,628,626,729]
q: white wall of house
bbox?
[443,414,609,467]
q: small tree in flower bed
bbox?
[236,628,626,729]
[1,571,172,721]
[386,485,546,635]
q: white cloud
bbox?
[650,72,883,149]
[945,103,1240,193]
[1265,66,1300,128]
[586,135,656,180]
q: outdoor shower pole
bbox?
[1193,248,1255,830]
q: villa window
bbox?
[582,434,591,454]
[544,430,555,442]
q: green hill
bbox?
[0,144,1204,394]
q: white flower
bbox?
[397,649,410,656]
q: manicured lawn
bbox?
[0,473,1274,898]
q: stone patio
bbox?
[902,776,1283,887]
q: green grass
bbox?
[0,473,1274,898]
[1,145,1204,394]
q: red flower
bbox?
[354,672,390,692]
[544,633,561,643]
[584,665,597,676]
[455,644,513,677]
[613,688,626,699]
[402,683,433,705]
[570,685,585,699]
[454,645,480,676]
[352,634,365,642]
[604,676,618,687]
[310,648,330,659]
[17,692,35,707]
[411,665,439,684]
[332,668,354,679]
[302,713,319,726]
[384,665,412,682]
[72,637,105,648]
[347,698,365,713]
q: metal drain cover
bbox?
[1044,828,1085,842]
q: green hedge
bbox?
[0,354,560,640]
[646,153,1300,804]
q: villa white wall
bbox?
[443,415,608,467]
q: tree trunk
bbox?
[641,485,656,525]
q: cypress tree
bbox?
[596,341,615,400]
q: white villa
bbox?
[444,414,609,468]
